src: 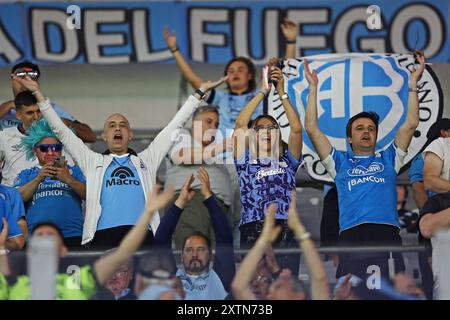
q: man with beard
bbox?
[154,168,235,300]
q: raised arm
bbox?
[197,167,235,291]
[171,137,233,165]
[94,187,174,285]
[231,204,281,300]
[61,119,97,144]
[281,18,298,59]
[154,175,195,246]
[0,100,15,120]
[287,191,329,300]
[423,152,450,193]
[269,58,302,159]
[395,54,425,151]
[139,77,228,173]
[303,59,332,160]
[11,76,96,172]
[233,69,268,159]
[163,26,203,90]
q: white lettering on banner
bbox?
[32,9,79,62]
[233,9,279,64]
[255,168,286,180]
[348,175,385,191]
[390,4,443,60]
[189,8,228,62]
[9,3,444,65]
[287,9,329,57]
[132,10,172,62]
[0,22,22,62]
[85,10,129,64]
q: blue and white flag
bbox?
[268,54,443,183]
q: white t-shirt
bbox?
[424,137,450,181]
[164,128,232,205]
[0,126,75,187]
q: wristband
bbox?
[296,232,311,241]
[259,90,267,97]
[170,47,180,53]
[409,87,418,93]
[0,248,9,255]
[280,93,288,101]
[194,88,205,99]
[286,39,296,44]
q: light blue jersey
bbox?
[14,166,85,237]
[322,143,406,232]
[408,153,435,198]
[207,89,263,138]
[0,187,23,239]
[97,155,145,231]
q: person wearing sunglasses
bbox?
[232,57,303,274]
[12,119,86,249]
[0,61,95,142]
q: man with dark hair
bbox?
[0,188,174,300]
[304,54,425,280]
[0,61,95,142]
[154,169,235,300]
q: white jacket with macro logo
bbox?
[38,95,201,245]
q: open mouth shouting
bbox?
[113,132,123,143]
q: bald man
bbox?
[14,75,227,249]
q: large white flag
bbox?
[268,54,443,183]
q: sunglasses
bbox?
[14,69,39,80]
[35,144,62,153]
[254,125,279,132]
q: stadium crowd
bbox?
[0,19,449,301]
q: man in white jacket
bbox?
[14,75,228,249]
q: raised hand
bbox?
[175,174,195,209]
[287,190,305,234]
[198,75,229,93]
[269,66,285,93]
[163,26,177,50]
[410,53,426,86]
[281,18,298,42]
[197,167,213,199]
[0,218,9,249]
[11,75,40,93]
[145,186,175,215]
[260,204,281,245]
[304,59,318,88]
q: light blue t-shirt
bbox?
[97,155,146,231]
[0,102,76,130]
[14,165,85,238]
[323,143,405,232]
[0,186,23,239]
[408,153,435,198]
[207,89,263,138]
